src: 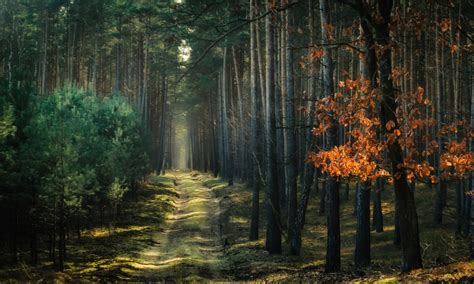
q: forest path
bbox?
[134,171,229,281]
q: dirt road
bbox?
[134,172,229,281]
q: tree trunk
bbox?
[275,21,286,229]
[293,0,319,251]
[319,178,326,216]
[285,2,298,255]
[433,5,446,225]
[255,0,266,112]
[372,179,384,232]
[264,0,281,254]
[115,43,121,95]
[58,199,65,271]
[355,182,371,268]
[319,0,341,273]
[232,47,244,180]
[375,0,422,271]
[157,75,167,175]
[249,0,261,241]
[299,0,318,214]
[41,17,48,95]
[455,179,464,237]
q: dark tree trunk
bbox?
[274,27,286,225]
[9,204,18,264]
[470,177,474,258]
[249,0,261,241]
[433,5,446,225]
[394,200,401,247]
[299,0,318,225]
[285,2,298,255]
[30,183,38,265]
[355,182,371,268]
[58,201,66,271]
[372,179,384,232]
[455,179,464,237]
[325,178,341,272]
[319,0,341,273]
[319,177,326,216]
[264,0,281,254]
[463,185,471,237]
[375,0,422,271]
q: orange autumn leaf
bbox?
[439,18,451,32]
[416,87,425,103]
[386,120,396,131]
[310,48,324,60]
[450,44,459,54]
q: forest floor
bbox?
[203,173,474,282]
[0,171,232,282]
[0,170,473,282]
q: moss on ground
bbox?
[207,176,473,282]
[0,173,178,282]
[1,171,472,282]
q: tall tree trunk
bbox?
[255,1,266,112]
[319,0,341,273]
[375,0,422,271]
[227,60,235,186]
[115,43,121,95]
[232,47,244,179]
[353,14,379,268]
[285,2,298,255]
[58,198,65,271]
[157,75,167,175]
[264,0,281,254]
[372,179,384,232]
[274,21,286,228]
[294,0,319,248]
[218,72,225,177]
[249,0,261,241]
[222,47,233,185]
[355,182,371,268]
[41,17,48,95]
[433,5,446,225]
[299,0,318,212]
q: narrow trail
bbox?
[134,172,228,281]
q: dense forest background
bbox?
[0,0,473,281]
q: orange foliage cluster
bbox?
[394,87,437,183]
[439,18,452,33]
[441,140,474,178]
[310,145,389,182]
[437,121,474,180]
[308,79,473,184]
[309,78,390,182]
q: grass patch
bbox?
[0,173,178,282]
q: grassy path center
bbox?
[135,171,227,281]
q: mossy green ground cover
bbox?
[1,171,472,282]
[206,176,473,282]
[0,173,178,282]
